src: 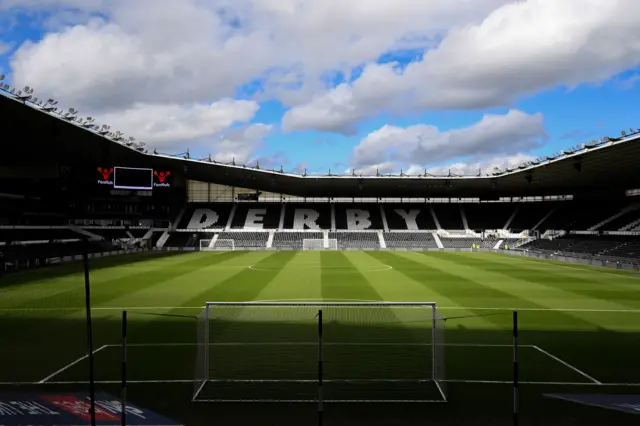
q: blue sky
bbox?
[0,0,639,175]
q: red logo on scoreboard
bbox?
[153,170,171,187]
[97,167,114,180]
[97,167,114,185]
[154,170,170,182]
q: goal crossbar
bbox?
[193,301,446,404]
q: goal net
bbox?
[302,239,324,250]
[193,302,446,404]
[199,239,235,251]
[301,239,338,250]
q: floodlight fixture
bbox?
[0,74,4,81]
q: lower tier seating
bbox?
[383,232,438,249]
[216,232,269,248]
[329,232,380,249]
[272,232,323,249]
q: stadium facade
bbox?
[1,83,639,273]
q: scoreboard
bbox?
[96,166,173,191]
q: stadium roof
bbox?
[1,83,639,199]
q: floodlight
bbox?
[0,74,4,81]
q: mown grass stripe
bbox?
[440,252,640,309]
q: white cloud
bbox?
[351,110,546,173]
[7,0,510,111]
[421,153,537,176]
[210,123,273,164]
[284,0,640,133]
[0,41,13,55]
[96,99,259,147]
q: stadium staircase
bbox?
[377,231,386,248]
[225,205,237,230]
[460,206,469,230]
[504,207,518,230]
[622,217,640,231]
[429,206,441,230]
[588,204,640,231]
[433,232,444,249]
[379,205,389,232]
[156,230,171,248]
[533,207,556,231]
[69,224,103,241]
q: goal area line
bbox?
[29,342,603,387]
[4,379,640,387]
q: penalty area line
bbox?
[1,306,639,313]
[38,345,109,384]
[532,345,601,385]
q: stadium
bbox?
[2,78,640,424]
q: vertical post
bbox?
[121,311,127,426]
[431,304,437,381]
[204,304,210,384]
[83,243,97,426]
[513,311,519,426]
[317,309,323,426]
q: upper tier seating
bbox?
[464,204,515,230]
[180,204,233,229]
[283,204,331,230]
[231,204,280,229]
[334,204,383,230]
[432,204,463,229]
[383,205,436,230]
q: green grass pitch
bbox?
[1,250,639,425]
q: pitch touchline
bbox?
[1,306,639,313]
[3,379,640,387]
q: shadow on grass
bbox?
[0,251,193,289]
[0,314,639,425]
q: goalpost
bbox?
[302,239,338,250]
[199,239,235,251]
[192,302,446,404]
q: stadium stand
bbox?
[334,204,383,230]
[231,204,280,229]
[2,80,640,272]
[432,204,463,229]
[463,203,515,231]
[383,232,438,249]
[181,204,232,230]
[508,202,556,232]
[383,205,437,230]
[217,232,270,248]
[329,232,380,249]
[271,231,324,250]
[283,204,331,230]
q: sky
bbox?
[0,0,638,176]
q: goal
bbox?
[199,239,235,251]
[302,239,324,250]
[302,238,338,250]
[192,302,446,404]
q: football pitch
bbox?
[1,250,639,425]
